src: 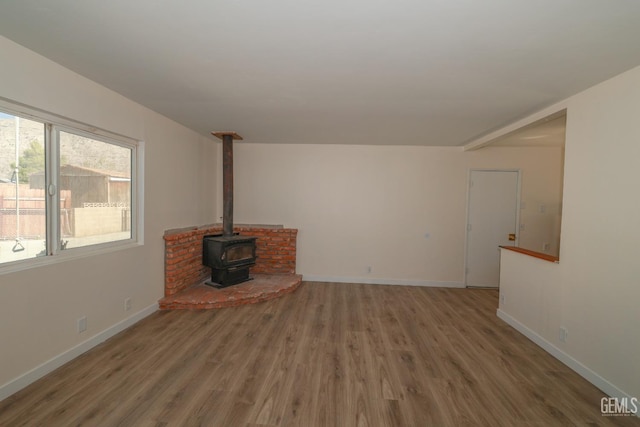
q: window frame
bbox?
[0,97,143,275]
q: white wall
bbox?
[499,65,640,400]
[0,36,217,396]
[228,142,563,286]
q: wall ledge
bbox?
[500,246,559,263]
[163,223,284,237]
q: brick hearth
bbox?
[162,224,299,309]
[159,273,302,309]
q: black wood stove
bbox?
[203,233,256,286]
[203,131,257,287]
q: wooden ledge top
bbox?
[211,131,243,141]
[500,246,559,263]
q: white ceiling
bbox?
[1,1,640,146]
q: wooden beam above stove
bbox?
[211,131,243,141]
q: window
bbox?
[0,102,139,268]
[57,130,133,250]
[0,114,46,263]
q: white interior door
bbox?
[465,170,519,288]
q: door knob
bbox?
[508,233,516,241]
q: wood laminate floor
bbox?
[1,282,638,426]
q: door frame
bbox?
[463,168,522,288]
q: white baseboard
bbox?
[301,275,464,288]
[0,303,158,402]
[497,309,636,408]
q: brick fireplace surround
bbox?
[160,224,301,309]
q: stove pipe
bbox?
[212,131,243,237]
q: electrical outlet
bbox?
[77,316,87,333]
[559,327,568,343]
[124,297,132,312]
